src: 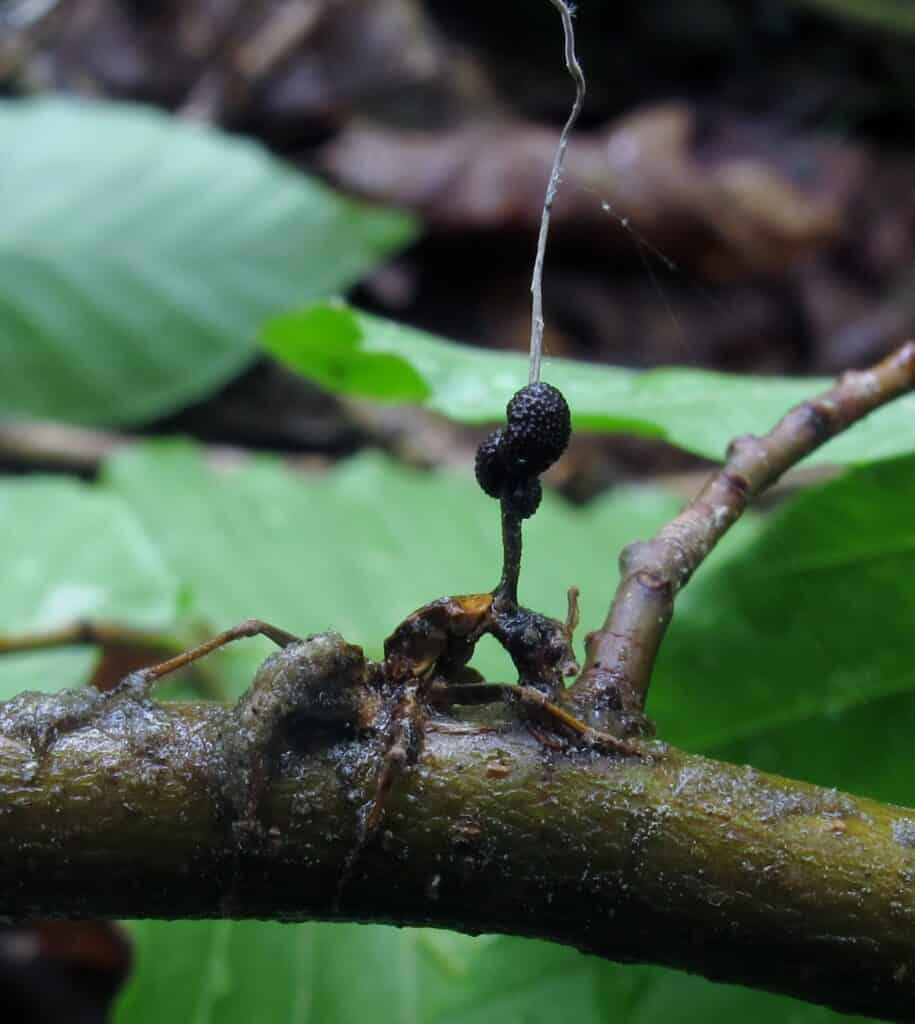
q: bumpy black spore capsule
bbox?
[504,382,571,476]
[474,428,509,498]
[506,477,542,519]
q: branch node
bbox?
[724,433,763,461]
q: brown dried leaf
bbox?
[322,103,868,276]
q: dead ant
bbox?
[95,382,646,846]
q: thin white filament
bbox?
[529,0,586,384]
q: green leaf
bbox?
[651,454,915,788]
[643,454,915,813]
[0,476,180,635]
[265,303,915,465]
[115,924,611,1024]
[0,98,415,426]
[791,0,915,33]
[262,303,430,402]
[0,475,180,696]
[0,647,98,701]
[615,964,870,1024]
[116,920,870,1024]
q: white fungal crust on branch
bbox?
[221,633,376,827]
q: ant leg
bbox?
[365,683,425,835]
[119,618,301,697]
[337,682,428,905]
[513,685,646,757]
[441,680,646,757]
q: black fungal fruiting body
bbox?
[473,382,570,520]
[506,477,542,519]
[474,428,508,499]
[504,382,571,476]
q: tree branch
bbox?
[566,341,915,732]
[1,661,914,1023]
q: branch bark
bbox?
[2,667,915,1023]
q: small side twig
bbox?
[566,341,915,731]
[0,621,162,657]
[180,0,322,124]
[529,0,585,385]
[0,420,128,472]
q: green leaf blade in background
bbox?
[264,302,915,465]
[790,0,915,33]
[0,474,181,695]
[262,303,431,401]
[115,923,613,1024]
[652,453,915,782]
[0,98,416,426]
[0,475,180,636]
[115,921,873,1024]
[0,647,99,701]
